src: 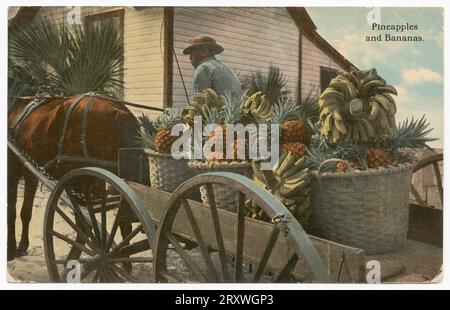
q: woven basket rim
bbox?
[188,160,251,169]
[144,148,186,159]
[312,162,413,179]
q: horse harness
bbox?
[9,93,118,171]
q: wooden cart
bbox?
[8,141,443,283]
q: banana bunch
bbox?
[240,91,273,121]
[318,75,357,144]
[248,152,311,228]
[319,68,398,144]
[183,88,222,126]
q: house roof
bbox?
[287,7,357,71]
[10,6,357,71]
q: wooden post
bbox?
[297,32,303,104]
[163,7,174,108]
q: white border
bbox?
[1,0,448,291]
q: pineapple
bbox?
[281,120,312,144]
[281,142,308,159]
[367,148,392,168]
[271,96,312,145]
[204,93,245,161]
[154,108,183,154]
[336,160,359,172]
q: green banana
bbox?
[334,118,348,135]
[320,88,345,101]
[320,104,339,120]
[319,97,341,108]
[380,93,397,114]
[322,113,333,135]
[276,152,296,177]
[375,85,398,95]
[368,101,380,120]
[373,94,395,115]
[332,109,343,121]
[359,118,376,138]
[356,121,369,142]
[362,79,386,95]
[331,123,340,143]
[352,124,360,143]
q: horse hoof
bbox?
[16,247,28,258]
[7,249,17,261]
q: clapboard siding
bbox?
[301,34,344,99]
[172,7,299,108]
[31,7,350,110]
[34,7,165,113]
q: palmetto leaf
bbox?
[241,65,289,103]
[9,16,123,96]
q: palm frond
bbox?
[135,114,157,148]
[241,65,289,103]
[9,16,124,96]
[297,89,320,122]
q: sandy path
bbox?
[7,180,52,283]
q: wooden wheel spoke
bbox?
[103,268,118,283]
[108,257,153,263]
[81,268,94,281]
[50,230,95,256]
[104,267,123,282]
[181,199,219,282]
[166,231,208,282]
[253,226,280,282]
[234,192,245,282]
[105,202,124,252]
[64,188,96,242]
[109,264,139,283]
[411,184,426,205]
[205,184,230,282]
[110,224,143,255]
[100,182,107,249]
[86,198,102,248]
[93,269,101,283]
[111,239,151,258]
[54,206,97,251]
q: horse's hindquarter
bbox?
[8,97,66,167]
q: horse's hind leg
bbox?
[7,152,21,260]
[17,170,38,257]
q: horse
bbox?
[7,93,140,261]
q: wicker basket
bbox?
[188,161,252,212]
[310,159,413,255]
[144,149,195,192]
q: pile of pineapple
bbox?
[137,66,435,229]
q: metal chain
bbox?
[8,133,87,203]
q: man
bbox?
[183,36,242,101]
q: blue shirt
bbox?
[192,57,242,102]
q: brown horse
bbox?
[7,94,139,260]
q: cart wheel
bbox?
[154,172,329,283]
[44,167,156,283]
[411,153,443,208]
